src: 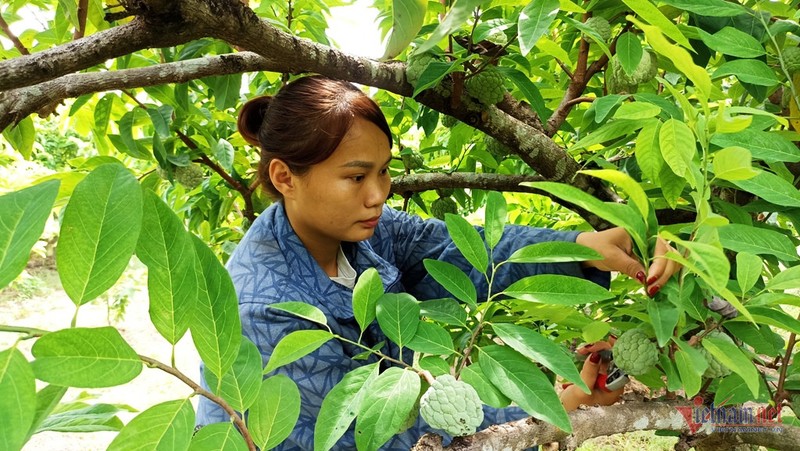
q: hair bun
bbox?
[238,95,272,147]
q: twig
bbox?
[0,13,30,55]
[138,354,257,451]
[74,0,90,39]
[775,316,798,407]
[0,324,49,339]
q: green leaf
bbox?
[736,252,763,295]
[31,327,142,388]
[315,364,378,451]
[484,191,506,250]
[746,306,800,335]
[269,302,328,327]
[136,190,196,344]
[724,323,780,357]
[353,268,384,334]
[698,27,765,58]
[376,293,420,349]
[712,59,780,87]
[622,0,691,48]
[593,94,626,123]
[702,336,759,397]
[414,0,482,55]
[518,0,560,56]
[93,94,115,135]
[492,323,589,394]
[613,102,661,120]
[616,32,643,77]
[659,0,745,17]
[674,349,700,398]
[204,338,262,412]
[207,74,242,110]
[658,118,695,179]
[189,235,241,379]
[582,321,611,344]
[213,139,235,171]
[419,298,467,326]
[503,274,614,305]
[406,322,455,356]
[658,354,682,393]
[571,119,643,149]
[710,129,800,164]
[264,330,333,374]
[718,224,798,262]
[460,365,510,409]
[479,345,571,432]
[647,298,679,348]
[714,373,768,405]
[2,116,35,159]
[355,367,420,451]
[189,423,248,451]
[57,164,142,305]
[506,241,602,264]
[117,109,152,160]
[0,180,60,290]
[712,147,758,181]
[635,120,664,183]
[38,403,123,433]
[766,266,800,292]
[250,375,301,451]
[731,170,800,207]
[444,213,488,273]
[0,348,36,451]
[380,0,427,60]
[499,67,550,121]
[422,259,477,307]
[146,104,173,138]
[581,169,649,219]
[25,385,67,440]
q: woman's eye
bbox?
[351,175,365,182]
[379,168,389,175]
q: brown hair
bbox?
[238,75,393,199]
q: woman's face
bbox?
[281,117,392,253]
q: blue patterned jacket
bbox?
[196,202,608,449]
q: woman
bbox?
[195,75,676,449]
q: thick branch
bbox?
[390,173,545,195]
[412,401,800,451]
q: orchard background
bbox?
[2,0,800,450]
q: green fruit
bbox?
[465,66,506,106]
[435,188,454,197]
[698,330,734,378]
[485,136,511,158]
[401,152,424,170]
[419,375,484,437]
[784,47,800,75]
[606,56,638,95]
[631,50,658,84]
[431,197,458,220]
[174,164,205,189]
[485,29,508,46]
[585,17,612,42]
[406,52,439,87]
[612,329,659,376]
[441,115,458,128]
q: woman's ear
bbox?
[269,159,295,198]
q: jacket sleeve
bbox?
[371,206,609,300]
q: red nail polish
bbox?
[647,275,657,285]
[636,271,646,283]
[648,284,661,297]
[589,352,601,363]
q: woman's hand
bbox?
[575,227,680,296]
[559,340,624,412]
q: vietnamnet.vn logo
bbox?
[675,396,783,434]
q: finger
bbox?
[617,252,647,282]
[580,342,612,354]
[594,387,625,406]
[578,352,602,389]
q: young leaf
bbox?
[674,349,700,398]
[0,348,36,451]
[745,306,800,335]
[484,191,507,250]
[0,179,60,290]
[315,363,379,451]
[269,302,328,327]
[517,0,560,56]
[581,169,650,219]
[621,0,691,48]
[765,266,800,292]
[506,241,601,264]
[658,354,682,393]
[107,399,194,451]
[249,375,301,451]
[353,268,384,334]
[444,213,488,273]
[189,423,248,451]
[355,367,420,451]
[422,259,477,307]
[31,327,142,388]
[419,298,467,326]
[479,345,571,432]
[406,322,455,356]
[376,293,421,349]
[2,116,35,158]
[203,338,263,412]
[419,357,451,377]
[380,0,427,60]
[492,323,590,394]
[658,118,695,179]
[703,336,760,397]
[659,0,745,17]
[57,164,142,305]
[460,365,511,409]
[414,0,482,55]
[38,403,123,432]
[503,274,614,305]
[616,32,643,77]
[711,147,758,181]
[189,235,241,379]
[646,297,679,347]
[263,330,333,374]
[718,223,799,262]
[710,129,800,164]
[25,384,67,441]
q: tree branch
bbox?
[390,173,545,195]
[74,0,90,39]
[0,12,30,55]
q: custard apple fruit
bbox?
[485,136,511,158]
[435,187,454,197]
[630,50,658,84]
[784,47,800,75]
[585,17,612,42]
[419,375,484,437]
[431,197,458,220]
[698,330,733,378]
[612,329,659,375]
[406,52,439,87]
[606,51,658,94]
[441,115,458,128]
[402,152,424,170]
[485,29,508,46]
[174,164,204,189]
[465,66,505,105]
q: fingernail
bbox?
[636,271,646,284]
[647,275,657,285]
[589,352,601,363]
[648,284,661,297]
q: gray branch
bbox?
[390,173,545,195]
